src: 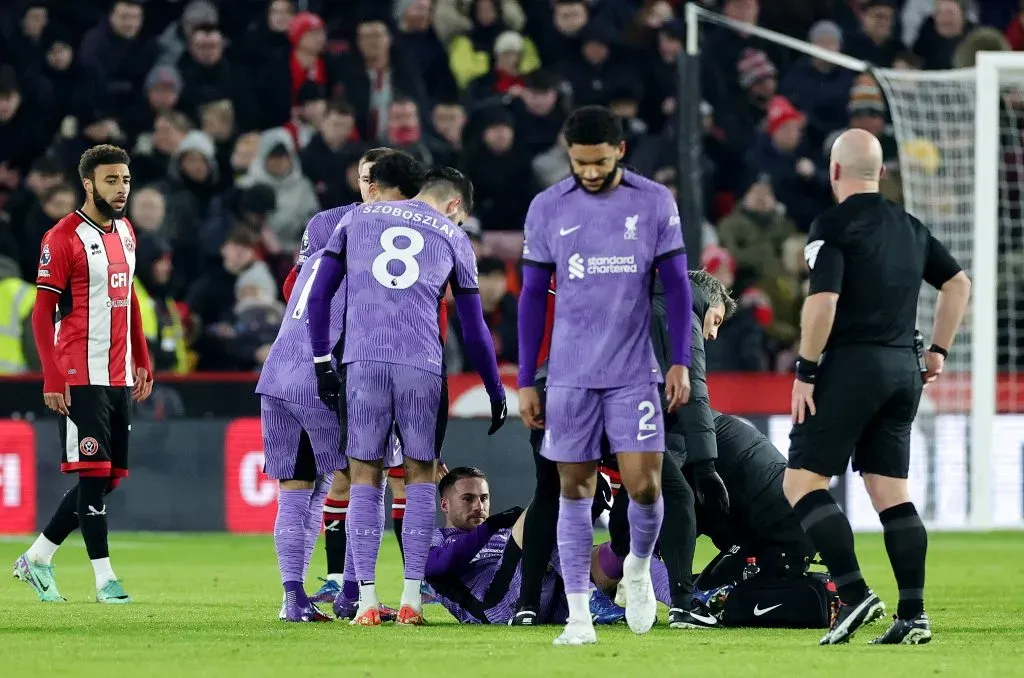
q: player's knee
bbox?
[105,478,121,494]
[862,473,909,513]
[280,479,315,491]
[328,471,351,501]
[403,459,434,485]
[626,477,660,505]
[782,468,828,506]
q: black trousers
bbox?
[517,430,697,611]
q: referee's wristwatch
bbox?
[794,356,819,384]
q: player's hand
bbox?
[488,397,508,435]
[314,361,342,412]
[518,386,544,430]
[43,383,71,416]
[691,460,730,514]
[664,364,691,412]
[791,379,816,424]
[436,460,450,483]
[923,351,944,383]
[132,367,153,402]
[485,505,524,531]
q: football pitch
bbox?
[2,532,1022,677]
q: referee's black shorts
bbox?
[58,385,132,478]
[788,345,923,479]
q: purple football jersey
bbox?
[331,199,477,375]
[522,171,684,388]
[429,527,520,624]
[256,249,344,409]
[295,203,359,269]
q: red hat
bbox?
[700,245,736,276]
[289,12,325,46]
[766,96,805,136]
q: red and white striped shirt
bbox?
[36,210,138,387]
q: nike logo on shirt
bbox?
[559,226,582,236]
[753,603,782,616]
[637,432,659,441]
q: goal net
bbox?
[684,4,1024,529]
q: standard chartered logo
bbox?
[567,253,639,280]
[568,253,585,279]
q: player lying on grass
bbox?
[256,152,426,622]
[595,411,816,622]
[306,168,506,626]
[427,467,679,625]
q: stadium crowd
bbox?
[0,0,1020,375]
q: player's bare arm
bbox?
[925,271,970,381]
[923,230,971,382]
[792,292,837,424]
[793,213,844,425]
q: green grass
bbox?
[2,532,1023,677]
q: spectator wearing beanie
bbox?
[466,30,530,102]
[288,12,336,103]
[157,0,219,68]
[745,96,832,231]
[779,21,855,148]
[122,64,184,143]
[717,47,777,154]
[446,0,539,90]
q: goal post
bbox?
[683,7,1024,529]
[969,51,1008,529]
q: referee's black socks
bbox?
[879,502,927,619]
[792,489,868,604]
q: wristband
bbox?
[794,356,819,384]
[928,344,948,358]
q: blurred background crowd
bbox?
[0,0,1021,375]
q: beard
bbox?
[92,187,125,219]
[572,162,620,193]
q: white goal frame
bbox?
[970,51,1024,529]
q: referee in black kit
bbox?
[784,128,970,646]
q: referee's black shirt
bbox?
[805,193,962,349]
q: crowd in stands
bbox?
[0,0,1021,375]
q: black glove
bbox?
[314,361,342,411]
[485,505,524,531]
[488,397,507,435]
[690,460,730,514]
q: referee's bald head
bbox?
[829,128,884,201]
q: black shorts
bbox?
[58,385,132,478]
[291,432,318,482]
[788,345,923,479]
